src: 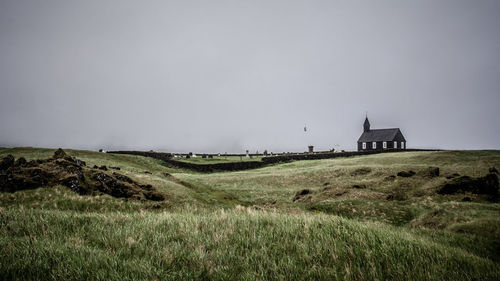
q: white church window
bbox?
[383,142,387,149]
[372,142,376,149]
[401,142,405,149]
[362,142,366,149]
[394,141,397,148]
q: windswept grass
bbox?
[1,207,499,281]
[0,148,499,280]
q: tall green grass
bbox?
[1,148,499,280]
[1,207,499,281]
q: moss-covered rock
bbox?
[0,150,164,201]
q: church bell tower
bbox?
[363,116,370,132]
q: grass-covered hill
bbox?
[1,147,499,280]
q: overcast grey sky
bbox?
[1,0,499,153]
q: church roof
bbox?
[357,128,403,142]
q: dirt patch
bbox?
[334,190,348,197]
[386,191,407,201]
[411,209,466,230]
[351,167,371,176]
[437,173,498,200]
[419,167,440,178]
[319,186,385,201]
[163,172,197,190]
[445,173,461,179]
[0,150,164,201]
[384,175,396,181]
[293,189,311,202]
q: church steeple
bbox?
[363,115,370,132]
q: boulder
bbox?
[61,176,85,194]
[14,157,27,167]
[53,148,67,159]
[0,155,15,170]
[63,156,86,167]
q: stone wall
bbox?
[261,149,435,164]
[108,149,437,173]
[107,151,173,162]
[162,160,266,172]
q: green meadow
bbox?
[1,147,499,280]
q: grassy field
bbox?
[1,147,499,280]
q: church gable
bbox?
[357,117,406,151]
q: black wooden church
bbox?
[357,117,406,151]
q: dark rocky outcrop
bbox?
[0,155,14,170]
[92,165,108,170]
[63,156,86,167]
[437,173,498,200]
[53,148,67,159]
[397,171,416,177]
[0,149,164,201]
[14,157,27,167]
[112,172,134,184]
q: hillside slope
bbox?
[0,147,499,280]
